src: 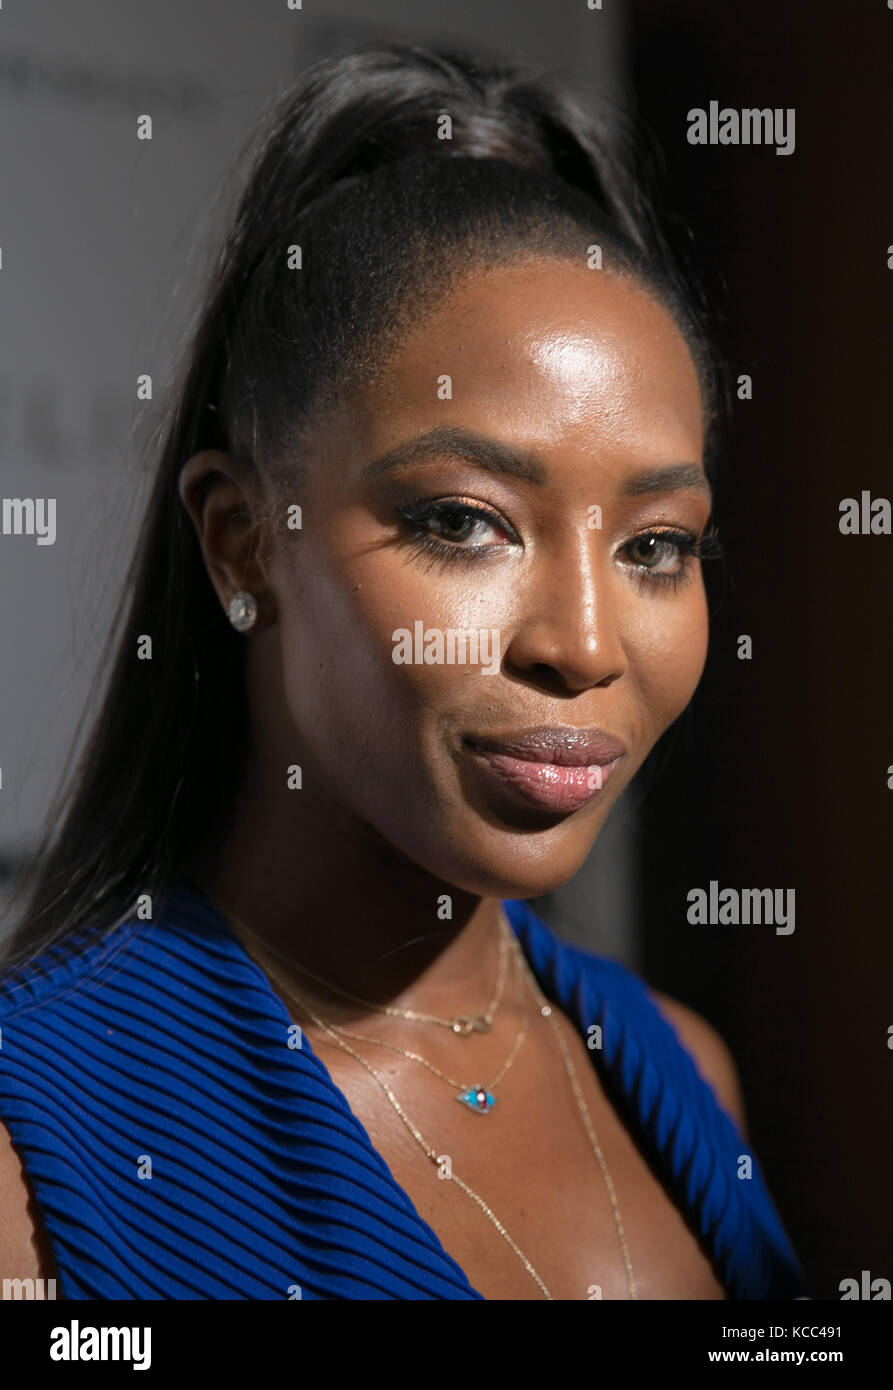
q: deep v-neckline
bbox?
[176,882,604,1301]
[0,881,807,1298]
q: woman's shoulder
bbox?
[0,1112,53,1285]
[0,924,111,1287]
[644,988,749,1137]
[573,940,749,1135]
[0,882,230,1022]
[0,915,139,1022]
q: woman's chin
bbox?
[420,839,596,904]
[379,793,607,902]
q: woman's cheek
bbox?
[627,589,710,729]
[356,560,514,688]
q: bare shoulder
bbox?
[647,990,749,1140]
[0,1117,50,1282]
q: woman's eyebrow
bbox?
[619,463,712,502]
[361,426,547,484]
[362,425,711,503]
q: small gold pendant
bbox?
[451,1015,491,1035]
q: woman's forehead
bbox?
[326,260,704,474]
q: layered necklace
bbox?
[229,907,637,1300]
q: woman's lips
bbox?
[463,727,626,813]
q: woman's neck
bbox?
[192,762,507,1021]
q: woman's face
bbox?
[265,256,711,899]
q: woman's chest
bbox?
[317,1012,728,1301]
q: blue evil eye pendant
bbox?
[457,1084,497,1114]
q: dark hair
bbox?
[0,40,727,969]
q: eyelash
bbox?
[395,497,518,565]
[625,525,724,592]
[395,497,723,590]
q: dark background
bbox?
[629,0,893,1296]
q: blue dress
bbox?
[0,881,807,1299]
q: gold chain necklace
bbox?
[325,1000,531,1115]
[229,908,637,1300]
[234,914,509,1037]
[246,915,530,1115]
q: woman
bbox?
[0,42,807,1300]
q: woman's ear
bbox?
[178,450,276,631]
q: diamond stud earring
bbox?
[227,589,258,632]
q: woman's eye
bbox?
[619,528,716,591]
[397,497,516,560]
[426,504,503,544]
[623,531,690,576]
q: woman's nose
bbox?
[503,533,626,693]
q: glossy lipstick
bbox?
[464,726,626,813]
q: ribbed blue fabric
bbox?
[0,882,808,1300]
